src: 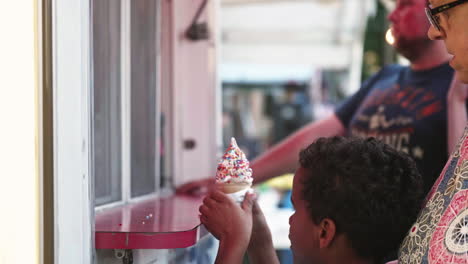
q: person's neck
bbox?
[324,238,374,264]
[327,253,373,264]
[410,41,451,71]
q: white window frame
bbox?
[53,0,93,263]
[52,0,219,262]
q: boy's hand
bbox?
[199,190,256,245]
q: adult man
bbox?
[179,0,455,195]
[200,137,423,264]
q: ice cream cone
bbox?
[215,137,254,204]
[217,183,252,204]
[216,183,251,194]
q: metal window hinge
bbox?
[114,249,133,264]
[123,249,133,264]
[186,0,210,41]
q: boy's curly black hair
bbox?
[299,136,423,263]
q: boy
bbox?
[200,137,423,264]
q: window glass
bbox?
[93,0,122,206]
[130,0,159,197]
[93,0,161,205]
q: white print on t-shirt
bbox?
[350,128,424,160]
[356,106,413,129]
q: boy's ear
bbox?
[318,218,336,249]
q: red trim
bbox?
[95,229,199,249]
[95,195,204,249]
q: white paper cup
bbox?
[226,187,253,204]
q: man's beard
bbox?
[394,36,432,62]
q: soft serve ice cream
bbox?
[216,137,253,194]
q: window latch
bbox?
[184,139,197,150]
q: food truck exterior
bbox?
[2,0,377,263]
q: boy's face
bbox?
[289,168,322,264]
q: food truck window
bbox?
[93,0,163,207]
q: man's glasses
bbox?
[425,0,468,31]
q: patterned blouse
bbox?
[399,125,468,263]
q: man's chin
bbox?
[394,38,431,61]
[393,41,413,59]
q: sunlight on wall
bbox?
[0,2,39,264]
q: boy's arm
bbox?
[247,201,280,264]
[199,191,256,264]
[215,240,248,264]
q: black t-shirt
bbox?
[336,63,455,194]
